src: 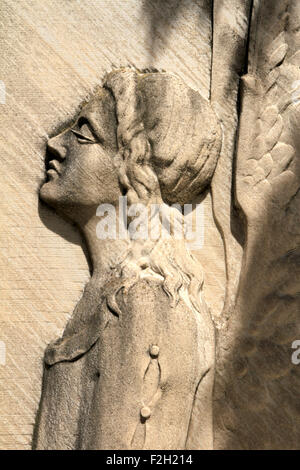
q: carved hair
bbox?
[104,68,222,206]
[103,68,222,311]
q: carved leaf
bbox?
[289,50,300,66]
[270,143,294,178]
[268,43,288,70]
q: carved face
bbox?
[40,89,119,221]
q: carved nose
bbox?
[47,135,67,161]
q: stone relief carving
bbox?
[215,0,300,450]
[33,69,221,450]
[31,0,300,450]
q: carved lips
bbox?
[46,159,61,179]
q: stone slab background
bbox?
[0,0,225,449]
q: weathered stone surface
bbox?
[2,0,300,451]
[33,68,219,449]
[215,0,300,450]
[0,0,225,450]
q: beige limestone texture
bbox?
[215,0,300,450]
[5,0,300,451]
[0,0,225,450]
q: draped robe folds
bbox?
[33,276,215,450]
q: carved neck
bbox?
[80,210,129,282]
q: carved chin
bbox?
[39,179,60,206]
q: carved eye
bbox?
[71,118,98,144]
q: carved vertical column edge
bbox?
[210,0,253,328]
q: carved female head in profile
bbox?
[41,68,221,207]
[40,68,221,298]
